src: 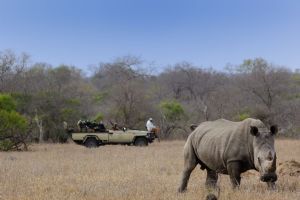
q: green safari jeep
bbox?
[71,128,156,148]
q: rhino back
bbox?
[191,118,264,173]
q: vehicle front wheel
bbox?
[134,137,148,146]
[84,138,99,148]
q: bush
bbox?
[160,100,185,122]
[234,113,250,121]
[0,139,14,151]
[0,94,29,151]
[57,131,69,143]
[0,94,16,112]
[94,113,104,122]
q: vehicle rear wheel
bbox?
[134,137,148,146]
[84,138,99,148]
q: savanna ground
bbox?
[0,140,299,200]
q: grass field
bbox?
[0,140,299,200]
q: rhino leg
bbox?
[227,161,242,188]
[205,169,218,188]
[178,145,198,193]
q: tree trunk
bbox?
[35,111,44,143]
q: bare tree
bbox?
[91,56,150,128]
[0,50,30,92]
[159,62,224,122]
[34,109,44,143]
[234,58,292,125]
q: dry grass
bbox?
[0,139,299,200]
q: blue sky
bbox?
[0,0,299,72]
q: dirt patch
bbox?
[242,160,300,178]
[277,160,300,177]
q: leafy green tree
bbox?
[93,113,104,122]
[0,94,16,111]
[0,94,29,151]
[234,112,251,121]
[159,100,187,138]
[160,100,185,122]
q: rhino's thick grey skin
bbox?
[178,118,278,192]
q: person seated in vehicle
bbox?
[146,118,160,140]
[84,120,96,131]
[112,122,119,130]
[77,120,87,132]
[92,121,106,132]
[98,121,106,132]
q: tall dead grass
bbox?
[0,140,299,200]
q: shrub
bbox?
[0,94,29,151]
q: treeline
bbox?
[0,50,299,148]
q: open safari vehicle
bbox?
[64,120,156,148]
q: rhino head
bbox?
[250,125,278,183]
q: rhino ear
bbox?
[190,124,197,131]
[250,126,259,137]
[270,125,278,135]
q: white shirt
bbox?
[146,120,155,132]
